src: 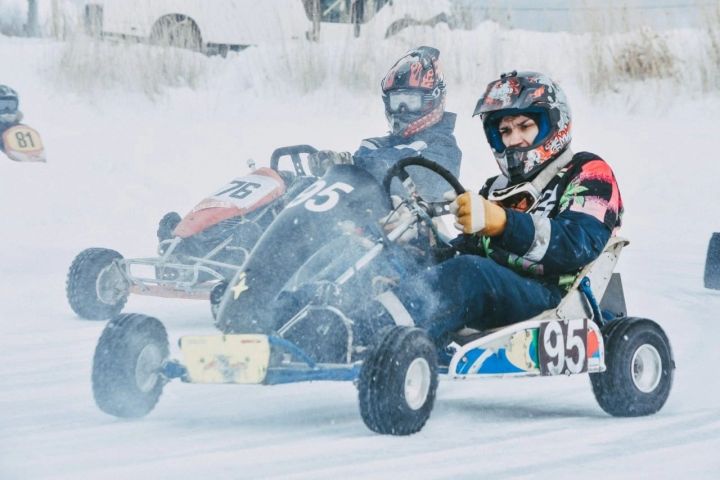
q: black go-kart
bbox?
[91,154,675,435]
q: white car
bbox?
[83,0,452,53]
[83,0,310,54]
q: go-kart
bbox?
[703,232,720,289]
[1,124,46,162]
[66,145,318,320]
[91,157,675,435]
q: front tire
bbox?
[358,326,438,435]
[703,233,720,289]
[590,317,674,417]
[92,313,169,418]
[66,248,129,320]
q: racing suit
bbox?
[353,112,462,202]
[370,150,623,341]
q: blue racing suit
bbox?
[370,150,624,341]
[353,112,461,202]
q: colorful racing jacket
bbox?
[460,151,623,287]
[353,112,462,202]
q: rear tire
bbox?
[92,313,169,418]
[157,211,181,243]
[151,15,202,51]
[210,281,227,320]
[703,233,720,289]
[358,326,438,435]
[590,317,674,417]
[66,248,128,320]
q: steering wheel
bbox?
[270,145,318,177]
[382,156,466,217]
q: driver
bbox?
[307,46,461,203]
[0,85,23,153]
[359,71,623,343]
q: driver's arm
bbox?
[493,159,621,275]
[354,136,461,201]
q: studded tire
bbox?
[66,248,128,320]
[358,326,438,435]
[590,317,674,417]
[157,211,182,243]
[703,233,720,289]
[92,313,169,418]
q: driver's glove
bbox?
[308,150,354,177]
[444,190,507,236]
[380,195,417,243]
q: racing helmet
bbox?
[0,85,21,125]
[474,71,572,184]
[381,46,446,138]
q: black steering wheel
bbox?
[270,145,318,177]
[382,156,466,217]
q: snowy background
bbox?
[1,1,720,479]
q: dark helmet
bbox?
[0,85,20,124]
[474,71,572,184]
[381,46,446,138]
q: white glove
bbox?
[308,150,354,177]
[380,195,417,243]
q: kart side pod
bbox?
[445,237,628,379]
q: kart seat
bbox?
[453,236,629,342]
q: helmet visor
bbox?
[387,91,423,113]
[0,97,18,113]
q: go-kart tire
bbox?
[358,326,438,435]
[157,211,182,242]
[210,281,227,320]
[590,317,674,417]
[92,313,169,418]
[66,248,129,320]
[703,233,720,289]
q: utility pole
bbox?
[26,0,39,37]
[52,0,61,38]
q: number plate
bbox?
[179,334,270,384]
[2,125,46,162]
[538,319,588,376]
[209,174,283,209]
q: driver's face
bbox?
[498,115,538,149]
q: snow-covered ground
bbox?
[1,22,720,479]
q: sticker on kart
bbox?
[2,124,46,162]
[539,319,588,375]
[285,179,355,212]
[192,168,285,213]
[450,318,602,377]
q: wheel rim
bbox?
[631,344,663,393]
[97,263,128,305]
[404,357,431,410]
[135,344,163,392]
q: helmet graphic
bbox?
[381,46,446,138]
[474,71,572,184]
[0,85,20,125]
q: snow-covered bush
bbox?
[42,1,720,102]
[50,36,211,98]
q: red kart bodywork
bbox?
[174,167,286,238]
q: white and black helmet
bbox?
[0,85,21,125]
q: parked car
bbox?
[83,0,309,54]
